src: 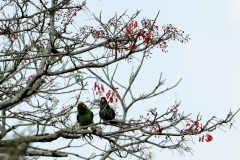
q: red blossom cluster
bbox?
[150,121,162,134]
[94,82,105,96]
[199,134,213,142]
[92,28,105,39]
[137,110,162,135]
[106,87,121,103]
[94,82,120,103]
[186,120,200,134]
[124,21,138,37]
[124,19,164,53]
[12,33,17,40]
[78,17,190,58]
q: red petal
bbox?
[206,134,213,142]
[134,21,138,28]
[101,85,105,92]
[116,94,121,99]
[94,82,98,90]
[106,93,110,99]
[12,34,18,40]
[113,87,119,92]
[28,75,32,81]
[109,97,113,103]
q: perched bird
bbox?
[76,102,94,127]
[76,102,94,140]
[99,97,116,124]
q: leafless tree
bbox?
[0,0,239,160]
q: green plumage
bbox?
[77,102,94,127]
[99,97,116,122]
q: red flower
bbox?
[186,123,190,127]
[128,44,136,50]
[134,21,138,28]
[106,90,111,99]
[73,12,77,16]
[146,32,151,38]
[201,135,204,142]
[144,38,153,44]
[12,33,17,40]
[163,41,167,45]
[194,121,199,131]
[113,87,119,92]
[94,82,98,90]
[101,85,104,92]
[137,30,145,39]
[129,21,138,29]
[28,75,33,81]
[109,97,113,103]
[116,94,121,99]
[205,134,213,142]
[124,29,134,37]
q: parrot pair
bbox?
[76,97,116,128]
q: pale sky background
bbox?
[82,0,240,159]
[2,0,240,159]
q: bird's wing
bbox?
[76,113,79,122]
[90,110,94,123]
[111,108,116,118]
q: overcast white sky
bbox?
[82,0,240,159]
[2,0,240,159]
[30,0,240,159]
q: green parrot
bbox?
[99,97,116,123]
[76,102,94,140]
[77,102,94,127]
